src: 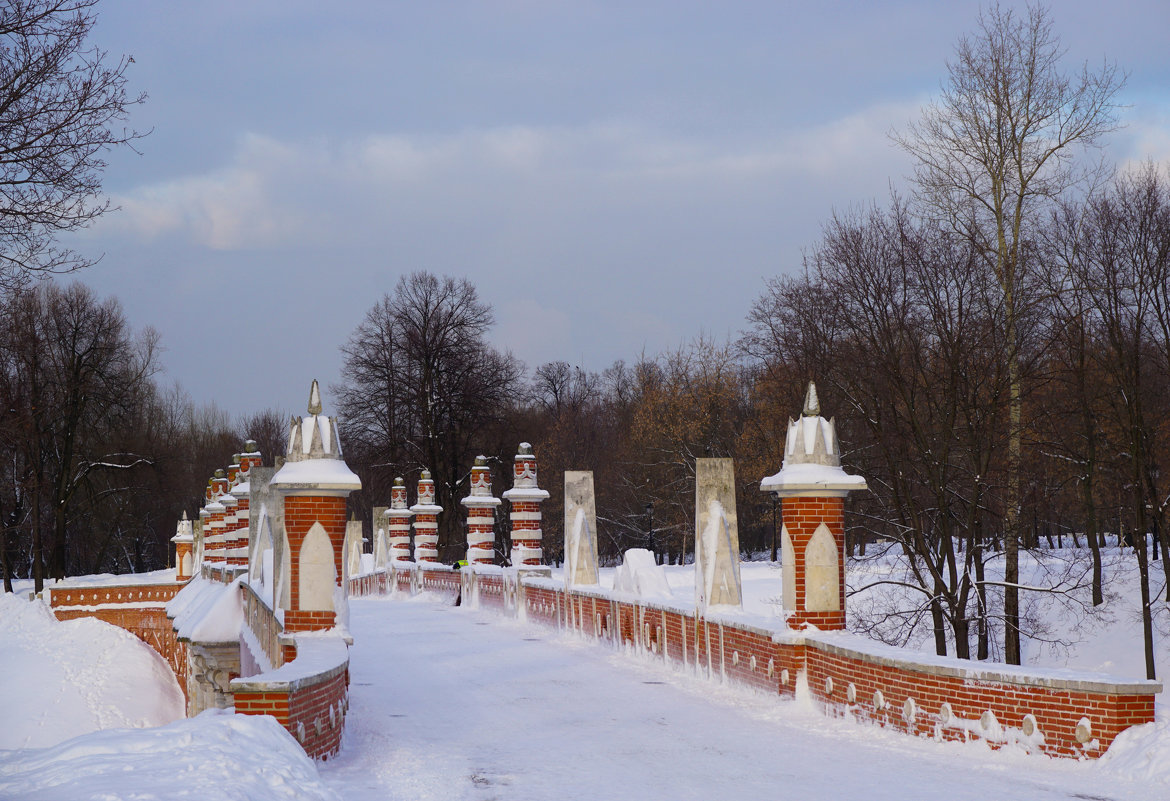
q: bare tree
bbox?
[0,0,146,287]
[238,407,287,465]
[0,282,157,590]
[1045,165,1170,679]
[335,272,523,560]
[893,3,1125,664]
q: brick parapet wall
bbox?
[350,570,1159,758]
[48,581,188,700]
[233,645,350,761]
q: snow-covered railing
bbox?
[241,580,284,673]
[232,635,350,760]
[366,561,1160,759]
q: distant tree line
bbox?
[0,281,288,592]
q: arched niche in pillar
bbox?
[780,524,796,611]
[805,522,840,612]
[298,521,336,612]
[180,551,192,577]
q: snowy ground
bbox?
[0,592,184,750]
[320,593,1168,800]
[3,547,1169,800]
[0,711,339,801]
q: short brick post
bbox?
[502,443,549,566]
[461,456,500,565]
[410,470,442,562]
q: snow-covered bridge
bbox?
[317,594,1158,801]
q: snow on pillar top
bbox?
[390,477,408,509]
[269,380,361,493]
[502,442,550,503]
[171,510,193,544]
[462,456,502,506]
[411,469,441,511]
[761,381,866,497]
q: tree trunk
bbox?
[974,545,989,660]
[1134,528,1156,680]
[1084,478,1103,606]
[1004,341,1022,665]
[931,592,947,657]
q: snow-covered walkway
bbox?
[319,594,1157,801]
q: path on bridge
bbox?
[318,595,1144,801]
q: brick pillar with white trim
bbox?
[502,443,549,566]
[760,382,866,631]
[410,471,441,562]
[205,470,228,573]
[270,380,362,634]
[226,452,249,569]
[386,477,413,562]
[461,456,500,565]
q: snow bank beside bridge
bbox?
[0,593,184,750]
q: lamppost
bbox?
[645,502,655,563]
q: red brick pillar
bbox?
[386,477,413,561]
[271,380,362,634]
[761,382,866,631]
[461,456,500,564]
[502,443,549,566]
[410,471,441,562]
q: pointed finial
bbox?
[181,510,188,520]
[308,379,323,415]
[803,381,820,417]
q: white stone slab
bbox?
[564,471,599,586]
[694,458,742,609]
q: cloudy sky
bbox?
[73,0,1170,418]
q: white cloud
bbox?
[96,103,924,253]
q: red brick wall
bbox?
[420,567,460,596]
[502,580,1156,758]
[235,666,349,760]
